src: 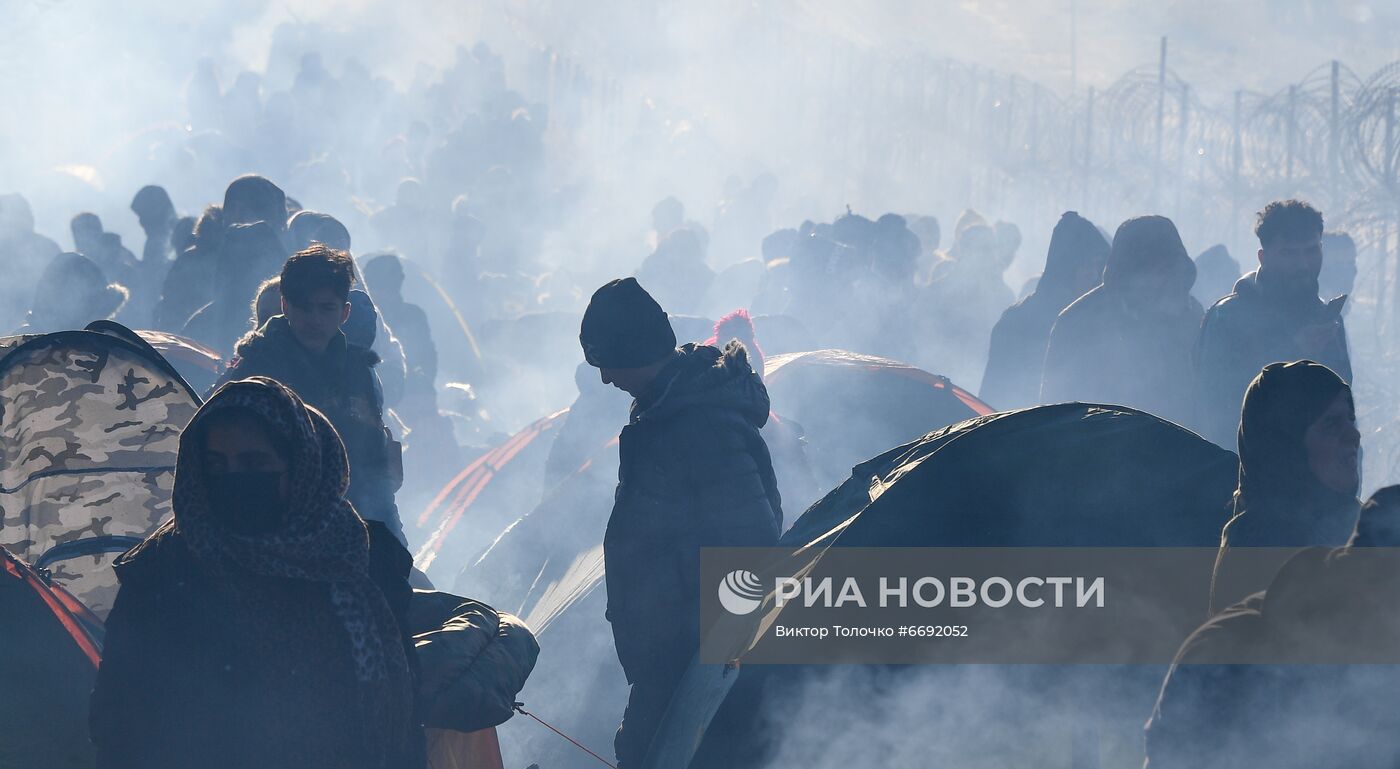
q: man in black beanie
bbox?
[580,277,782,767]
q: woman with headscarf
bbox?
[1208,359,1360,614]
[90,377,421,769]
[1040,215,1202,426]
[979,211,1109,410]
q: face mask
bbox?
[205,471,287,536]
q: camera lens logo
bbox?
[718,570,765,615]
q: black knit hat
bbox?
[580,278,676,368]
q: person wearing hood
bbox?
[0,193,61,331]
[1146,487,1398,769]
[154,205,223,332]
[1194,200,1351,447]
[16,251,129,334]
[128,185,181,325]
[1041,215,1202,426]
[183,220,286,355]
[1209,360,1360,614]
[580,278,781,767]
[223,174,289,237]
[1191,243,1241,309]
[71,214,141,325]
[131,185,179,265]
[980,211,1108,410]
[922,220,1016,390]
[218,245,406,545]
[634,227,716,316]
[289,210,353,253]
[89,377,421,769]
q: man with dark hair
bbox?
[1194,200,1352,447]
[218,244,405,543]
[580,277,781,767]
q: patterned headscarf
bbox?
[168,376,411,765]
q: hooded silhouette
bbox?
[980,212,1109,410]
[1209,360,1360,613]
[1041,215,1201,426]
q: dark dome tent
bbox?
[783,401,1236,548]
[648,403,1240,769]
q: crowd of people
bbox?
[0,32,1389,769]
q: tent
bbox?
[1,545,103,769]
[413,411,568,581]
[123,327,222,394]
[0,325,201,615]
[763,349,993,493]
[783,401,1236,548]
[458,353,998,768]
[648,403,1240,769]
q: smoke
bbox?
[757,665,1167,768]
[7,2,1400,766]
[8,1,1397,267]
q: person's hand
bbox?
[1293,319,1340,355]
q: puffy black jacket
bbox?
[605,342,781,684]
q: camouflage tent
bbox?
[0,326,200,616]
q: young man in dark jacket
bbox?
[579,277,782,767]
[218,244,405,543]
[1194,200,1352,448]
